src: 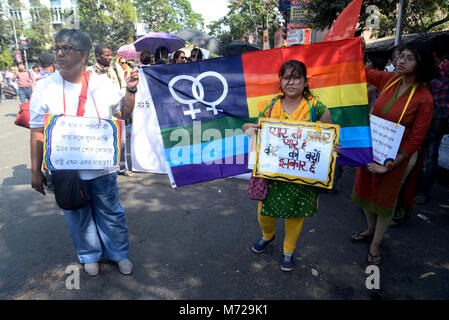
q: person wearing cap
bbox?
[37,52,57,81]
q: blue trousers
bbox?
[63,172,129,264]
[18,87,32,103]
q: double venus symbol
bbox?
[168,71,228,120]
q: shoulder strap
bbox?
[257,98,279,121]
[307,98,317,122]
[380,76,401,95]
[112,62,123,87]
[76,71,91,117]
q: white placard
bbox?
[287,28,304,46]
[370,114,405,165]
[253,119,339,189]
[43,114,124,171]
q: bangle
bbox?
[126,86,137,93]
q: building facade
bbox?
[1,0,77,27]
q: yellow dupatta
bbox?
[265,96,317,122]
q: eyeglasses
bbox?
[120,61,127,65]
[53,45,80,55]
[397,54,416,64]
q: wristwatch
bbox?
[126,86,137,93]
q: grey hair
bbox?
[55,29,91,57]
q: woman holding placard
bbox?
[243,60,340,272]
[351,42,435,265]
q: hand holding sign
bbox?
[367,162,389,174]
[243,123,259,137]
[254,118,340,189]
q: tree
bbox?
[133,0,205,33]
[78,0,136,53]
[0,45,14,69]
[22,2,53,62]
[0,0,25,50]
[308,0,449,38]
[208,0,282,47]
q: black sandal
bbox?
[350,231,373,243]
[367,251,382,266]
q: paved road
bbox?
[1,98,449,300]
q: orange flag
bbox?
[322,0,363,42]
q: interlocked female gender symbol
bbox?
[168,71,228,120]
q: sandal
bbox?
[350,231,373,243]
[367,251,382,266]
[123,171,133,177]
[118,170,133,177]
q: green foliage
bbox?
[133,0,205,33]
[23,4,53,61]
[78,0,136,52]
[1,0,205,63]
[1,1,53,62]
[0,45,14,69]
[208,0,282,47]
[308,0,449,37]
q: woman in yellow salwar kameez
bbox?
[243,60,340,272]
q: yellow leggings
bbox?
[257,202,304,254]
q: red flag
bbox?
[322,0,363,42]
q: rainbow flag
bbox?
[142,38,372,187]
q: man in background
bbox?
[88,43,126,92]
[88,43,132,176]
[415,38,449,204]
[11,63,34,103]
[36,52,56,81]
[31,64,41,80]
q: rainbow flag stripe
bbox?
[43,113,59,171]
[104,119,122,167]
[143,38,372,187]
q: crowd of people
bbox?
[1,27,447,277]
[0,44,204,104]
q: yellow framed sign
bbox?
[253,118,340,189]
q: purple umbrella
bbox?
[133,32,185,56]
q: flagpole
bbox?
[394,0,406,46]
